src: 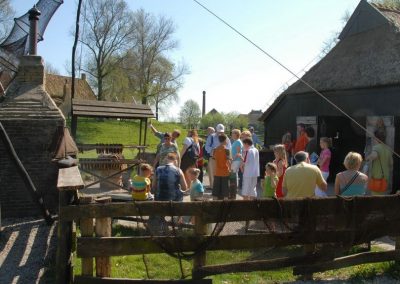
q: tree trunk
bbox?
[155,100,159,121]
[98,75,103,101]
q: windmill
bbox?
[0,0,63,95]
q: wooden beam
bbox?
[193,254,324,279]
[57,166,84,191]
[293,250,400,275]
[74,276,212,284]
[73,111,154,119]
[76,230,387,258]
[59,196,400,223]
[73,99,152,110]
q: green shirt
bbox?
[371,143,392,181]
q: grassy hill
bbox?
[73,118,186,158]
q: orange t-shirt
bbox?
[213,146,231,177]
[293,132,308,154]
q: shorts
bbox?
[212,176,229,199]
[242,176,258,197]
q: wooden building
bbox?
[260,1,400,189]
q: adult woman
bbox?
[180,130,200,184]
[366,130,393,195]
[334,152,368,196]
[230,129,243,199]
[153,132,180,168]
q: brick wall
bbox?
[0,119,64,217]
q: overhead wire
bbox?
[192,0,400,159]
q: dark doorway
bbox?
[318,116,366,183]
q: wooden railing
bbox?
[56,165,400,284]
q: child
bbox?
[241,138,259,200]
[316,137,332,197]
[130,163,154,201]
[273,144,288,198]
[188,168,204,201]
[212,134,232,200]
[262,163,279,198]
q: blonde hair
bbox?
[265,162,277,173]
[273,144,288,166]
[188,168,201,178]
[320,137,332,148]
[241,130,251,140]
[343,152,363,171]
[188,129,199,143]
[232,129,241,139]
[140,163,153,174]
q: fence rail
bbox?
[56,167,400,283]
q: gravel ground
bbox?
[0,217,57,284]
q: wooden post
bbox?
[193,213,208,279]
[396,237,400,265]
[80,196,94,276]
[56,166,85,284]
[95,196,112,277]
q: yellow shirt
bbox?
[131,175,151,201]
[283,162,324,198]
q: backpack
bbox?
[203,135,214,160]
[186,142,200,161]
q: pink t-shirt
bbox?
[320,148,331,172]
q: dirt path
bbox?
[0,218,57,283]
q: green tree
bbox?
[200,113,226,130]
[79,0,135,101]
[179,100,201,129]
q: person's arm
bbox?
[366,150,378,162]
[271,174,278,189]
[152,173,158,195]
[316,170,328,191]
[334,174,341,195]
[181,144,189,157]
[153,154,160,168]
[179,169,188,191]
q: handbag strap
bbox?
[341,172,360,195]
[375,151,385,179]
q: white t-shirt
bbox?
[183,137,199,152]
[243,146,260,177]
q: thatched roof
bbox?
[45,73,96,104]
[260,1,400,121]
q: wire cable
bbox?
[192,0,400,159]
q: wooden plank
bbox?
[74,105,153,116]
[95,197,112,278]
[80,196,94,277]
[79,159,142,165]
[73,111,154,119]
[57,166,84,191]
[193,254,324,279]
[76,229,389,258]
[74,276,212,283]
[73,99,152,110]
[293,250,400,275]
[193,214,208,278]
[59,195,400,222]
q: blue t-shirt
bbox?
[231,139,243,162]
[190,179,204,201]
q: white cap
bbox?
[216,124,225,133]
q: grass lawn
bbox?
[72,224,400,283]
[72,118,186,158]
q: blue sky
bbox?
[12,0,361,120]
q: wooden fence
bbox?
[56,167,400,283]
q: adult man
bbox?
[153,153,187,201]
[149,122,180,147]
[249,127,261,148]
[304,127,318,165]
[205,124,231,189]
[283,151,327,198]
[293,123,308,155]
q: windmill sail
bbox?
[0,0,63,92]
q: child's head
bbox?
[265,162,277,175]
[140,163,153,177]
[320,137,332,149]
[218,133,227,145]
[273,144,286,159]
[188,168,201,181]
[242,138,253,150]
[240,130,251,141]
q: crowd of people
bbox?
[128,122,394,204]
